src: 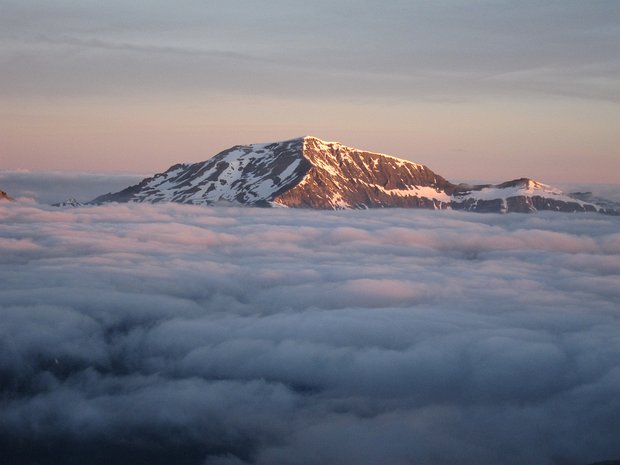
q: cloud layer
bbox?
[2,1,618,102]
[1,201,619,465]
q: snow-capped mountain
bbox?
[92,137,453,209]
[52,198,84,208]
[90,137,617,214]
[93,138,309,207]
[451,178,611,213]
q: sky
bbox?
[1,201,620,464]
[1,0,619,184]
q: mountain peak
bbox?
[496,177,558,192]
[52,198,84,208]
[302,136,424,169]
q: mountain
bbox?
[451,178,609,214]
[52,198,84,208]
[0,189,13,202]
[568,191,620,212]
[91,136,617,214]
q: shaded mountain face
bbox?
[0,190,13,202]
[90,137,616,214]
[92,138,310,207]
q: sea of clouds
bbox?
[1,200,619,465]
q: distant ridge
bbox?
[89,136,617,214]
[52,198,84,208]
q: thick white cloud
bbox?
[1,200,619,465]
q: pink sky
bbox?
[1,2,619,185]
[2,95,618,184]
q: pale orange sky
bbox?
[1,1,619,184]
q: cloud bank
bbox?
[1,201,619,465]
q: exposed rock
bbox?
[273,137,453,209]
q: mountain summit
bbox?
[91,137,616,214]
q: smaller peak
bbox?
[521,178,552,190]
[497,177,536,189]
[496,178,563,195]
[52,197,84,207]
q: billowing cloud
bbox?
[1,200,619,465]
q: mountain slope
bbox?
[93,138,309,206]
[90,137,616,214]
[274,137,454,209]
